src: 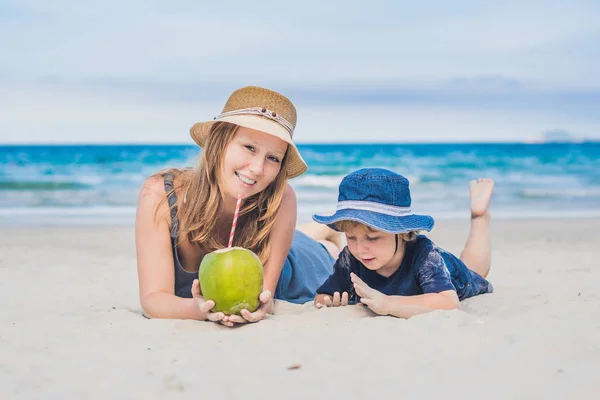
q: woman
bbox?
[135,86,342,326]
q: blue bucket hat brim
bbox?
[312,208,434,234]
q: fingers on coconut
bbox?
[227,314,247,324]
[206,309,225,322]
[220,320,235,327]
[240,308,263,323]
[259,290,272,303]
[199,299,215,314]
[191,279,201,298]
[217,316,234,327]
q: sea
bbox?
[1,142,599,227]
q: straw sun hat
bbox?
[189,86,308,179]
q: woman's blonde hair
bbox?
[334,220,419,243]
[157,121,290,263]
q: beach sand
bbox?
[1,219,599,399]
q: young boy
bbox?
[312,168,494,318]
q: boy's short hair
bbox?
[334,220,419,243]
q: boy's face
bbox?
[344,226,404,276]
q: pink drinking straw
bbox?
[228,194,242,248]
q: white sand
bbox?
[1,219,599,399]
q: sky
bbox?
[1,0,599,144]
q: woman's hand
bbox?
[226,290,273,325]
[315,292,349,308]
[191,279,234,327]
[351,273,389,316]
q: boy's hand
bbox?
[351,273,389,315]
[315,292,349,308]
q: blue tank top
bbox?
[163,173,197,298]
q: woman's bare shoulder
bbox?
[136,174,173,227]
[280,183,298,210]
[275,183,297,221]
[138,174,168,203]
[136,171,189,226]
[283,182,297,201]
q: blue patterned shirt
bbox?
[316,235,493,302]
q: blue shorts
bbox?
[440,250,494,300]
[275,230,335,304]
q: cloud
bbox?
[2,83,598,144]
[2,0,599,85]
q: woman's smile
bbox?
[235,172,257,186]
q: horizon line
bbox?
[1,140,597,147]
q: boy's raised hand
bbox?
[315,291,349,308]
[350,273,389,315]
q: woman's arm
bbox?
[135,176,205,320]
[261,184,297,299]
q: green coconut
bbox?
[198,247,264,316]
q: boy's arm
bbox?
[314,272,351,307]
[352,245,460,318]
[351,273,458,318]
[411,248,460,312]
[314,247,355,307]
[384,290,459,318]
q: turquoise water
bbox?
[1,142,599,226]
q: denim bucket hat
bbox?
[312,168,434,234]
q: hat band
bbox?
[337,200,413,217]
[214,107,294,137]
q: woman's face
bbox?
[220,126,288,200]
